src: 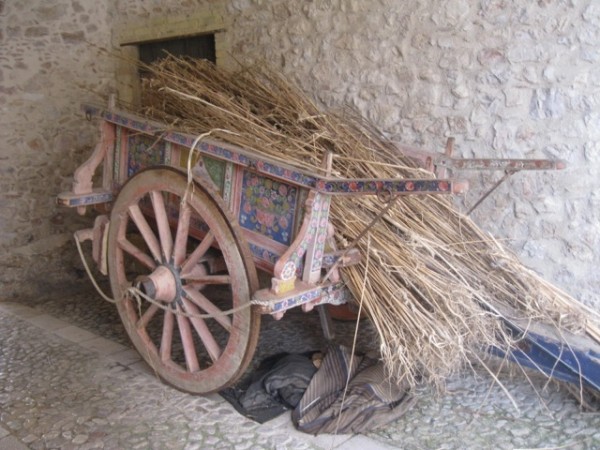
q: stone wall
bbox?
[0,0,118,297]
[226,0,600,309]
[2,0,598,310]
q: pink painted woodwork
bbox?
[58,104,566,394]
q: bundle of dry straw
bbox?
[139,55,599,387]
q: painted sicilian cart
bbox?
[58,104,600,396]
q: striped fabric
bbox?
[292,345,415,435]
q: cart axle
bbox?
[136,264,182,303]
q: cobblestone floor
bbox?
[1,281,599,449]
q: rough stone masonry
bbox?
[1,0,599,314]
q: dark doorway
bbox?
[138,34,216,66]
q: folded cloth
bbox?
[220,352,318,423]
[292,345,415,435]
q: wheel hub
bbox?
[136,264,182,303]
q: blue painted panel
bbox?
[492,321,600,393]
[238,171,298,246]
[127,134,166,177]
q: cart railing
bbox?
[57,105,468,210]
[57,104,566,317]
[56,102,585,396]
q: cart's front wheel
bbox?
[107,167,259,393]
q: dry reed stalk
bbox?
[138,55,599,387]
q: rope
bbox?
[73,232,267,320]
[73,131,387,323]
[74,231,120,304]
[127,284,265,319]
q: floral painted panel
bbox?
[239,171,298,246]
[248,242,280,267]
[127,134,166,177]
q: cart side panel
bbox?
[115,129,171,188]
[116,129,310,276]
[233,170,300,246]
[230,167,309,274]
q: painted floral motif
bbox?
[271,288,321,313]
[280,261,297,280]
[256,160,317,188]
[315,282,353,306]
[310,197,331,272]
[239,171,297,245]
[127,134,166,177]
[248,243,280,266]
[315,179,451,194]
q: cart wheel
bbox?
[107,167,260,393]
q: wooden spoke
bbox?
[109,168,259,393]
[150,190,173,262]
[183,287,232,332]
[180,231,215,276]
[176,308,200,372]
[160,309,174,362]
[181,297,222,363]
[183,274,231,285]
[117,238,157,270]
[172,202,192,267]
[137,303,159,330]
[128,203,162,262]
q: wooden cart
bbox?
[59,104,600,396]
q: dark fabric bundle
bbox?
[220,353,318,423]
[292,345,416,434]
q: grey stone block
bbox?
[26,313,70,331]
[0,435,30,450]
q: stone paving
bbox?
[1,282,599,449]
